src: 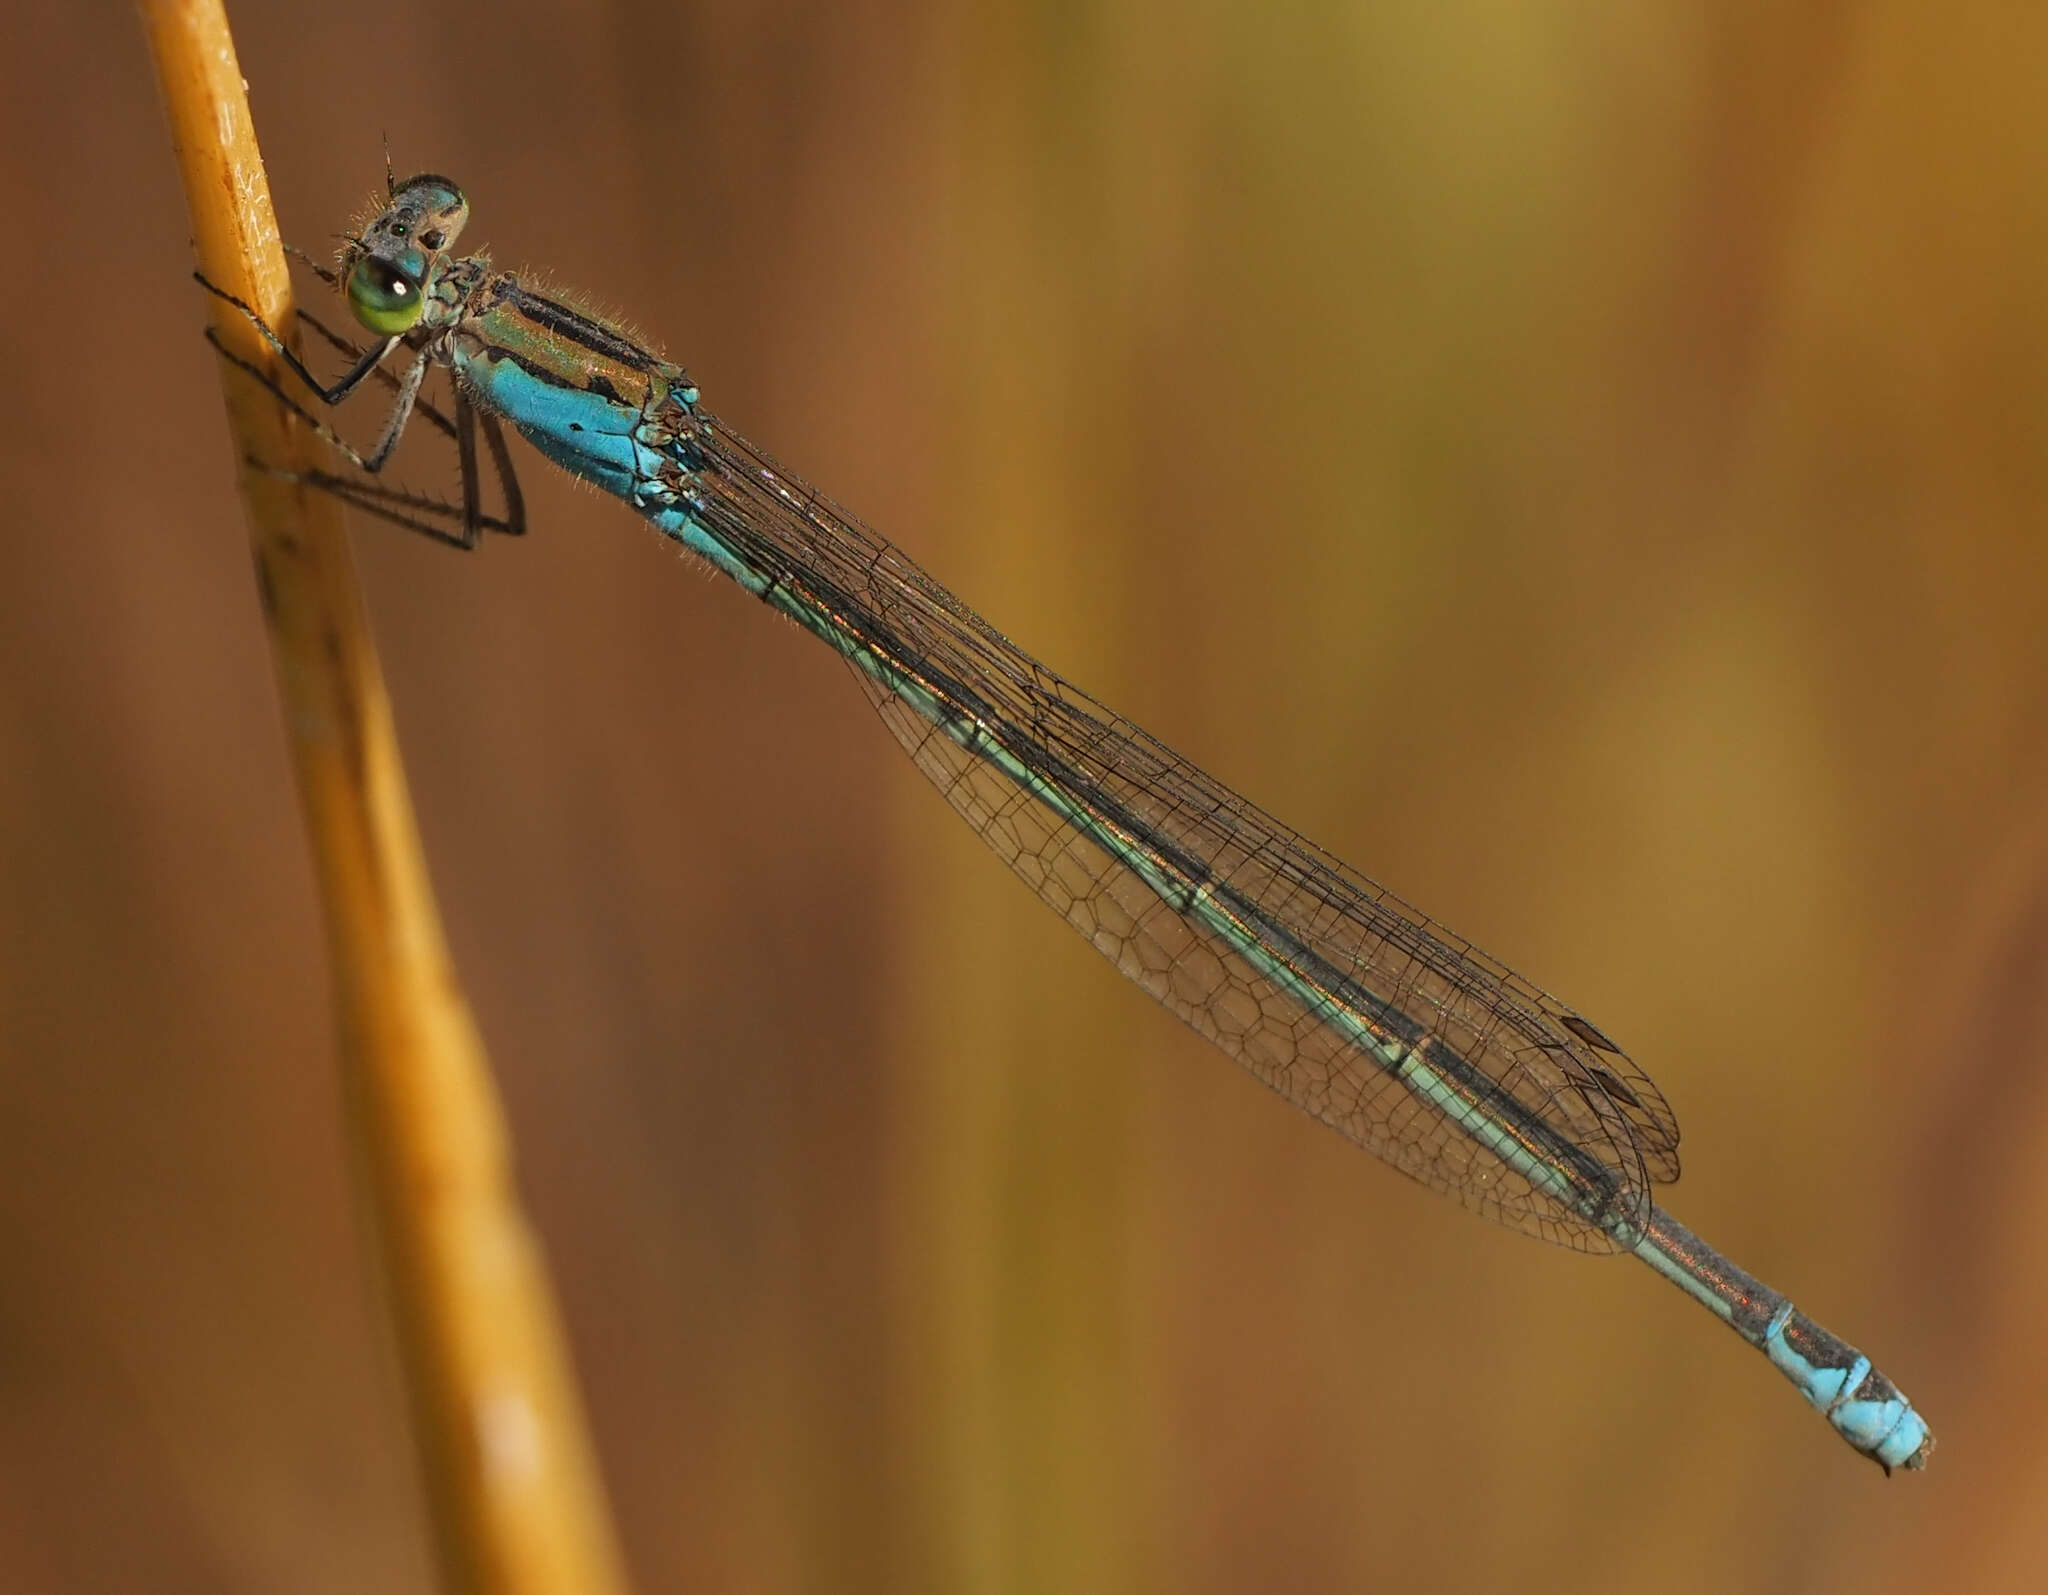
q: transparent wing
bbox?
[681,412,1681,1250]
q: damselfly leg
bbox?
[198,270,523,547]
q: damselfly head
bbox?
[340,174,470,337]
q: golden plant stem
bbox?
[138,5,631,1591]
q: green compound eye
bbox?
[348,257,425,334]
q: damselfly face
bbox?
[340,174,470,337]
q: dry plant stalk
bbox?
[138,3,631,1590]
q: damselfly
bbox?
[200,172,1933,1473]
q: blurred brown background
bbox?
[3,2,2043,1590]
